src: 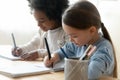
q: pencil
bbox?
[44,37,54,68]
[60,47,69,58]
[11,33,17,48]
[82,46,96,60]
[44,37,51,60]
[80,45,92,60]
[86,46,96,59]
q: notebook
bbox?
[0,60,64,78]
[52,60,64,71]
[33,60,64,71]
[0,62,51,78]
[0,45,21,60]
[0,45,64,77]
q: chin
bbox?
[76,44,81,47]
[74,43,80,46]
[41,28,48,32]
[43,29,48,32]
[75,43,84,47]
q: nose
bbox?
[69,37,74,43]
[37,22,43,27]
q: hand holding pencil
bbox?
[12,47,22,57]
[44,37,53,67]
[44,53,60,67]
[11,33,22,57]
[44,37,60,67]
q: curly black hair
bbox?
[27,0,69,26]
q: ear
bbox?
[89,26,97,34]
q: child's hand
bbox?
[20,50,39,61]
[44,56,53,67]
[12,47,22,57]
[44,53,60,67]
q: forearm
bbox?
[88,58,112,80]
[37,49,47,58]
[88,61,103,80]
[20,34,41,54]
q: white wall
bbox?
[0,0,38,45]
[98,0,120,78]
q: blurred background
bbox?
[0,0,120,78]
[0,0,119,45]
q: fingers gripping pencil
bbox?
[44,37,53,67]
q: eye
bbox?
[38,20,45,23]
[71,35,78,38]
[72,36,78,38]
[37,18,47,23]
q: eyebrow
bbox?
[37,18,46,21]
[38,18,45,20]
[68,33,77,36]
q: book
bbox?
[0,62,51,78]
[0,45,21,60]
[0,60,64,78]
[0,61,64,78]
[0,45,64,77]
[51,60,64,71]
[34,60,64,71]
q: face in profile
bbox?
[62,23,94,46]
[33,10,57,31]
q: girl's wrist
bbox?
[52,53,60,63]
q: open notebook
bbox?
[0,45,64,77]
[0,45,21,60]
[0,60,64,78]
[0,63,50,78]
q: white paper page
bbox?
[52,60,64,71]
[34,60,65,72]
[0,45,21,60]
[0,62,51,78]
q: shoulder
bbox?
[92,37,114,60]
[95,37,113,51]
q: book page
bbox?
[0,45,21,60]
[34,60,65,72]
[0,62,51,78]
[52,60,64,71]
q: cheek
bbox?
[77,38,87,46]
[41,22,51,30]
[44,21,53,28]
[76,35,91,46]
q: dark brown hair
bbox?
[62,1,111,42]
[27,0,69,26]
[62,1,117,77]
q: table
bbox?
[0,58,119,80]
[99,76,119,80]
